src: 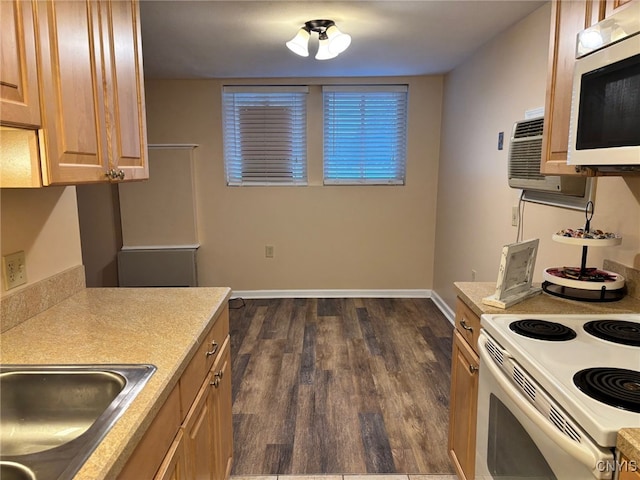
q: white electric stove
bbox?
[476,312,640,480]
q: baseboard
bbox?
[430,290,455,326]
[231,289,432,300]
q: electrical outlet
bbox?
[471,269,477,281]
[512,206,519,227]
[265,245,274,258]
[3,251,27,290]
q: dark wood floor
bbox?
[229,297,454,475]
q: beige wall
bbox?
[433,3,640,310]
[76,183,122,287]
[144,76,443,291]
[0,186,83,295]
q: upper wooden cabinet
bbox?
[0,0,41,128]
[0,0,148,187]
[540,0,636,175]
[605,0,634,16]
[37,0,148,185]
[541,0,601,175]
[99,0,148,182]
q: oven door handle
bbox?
[478,333,612,477]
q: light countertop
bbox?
[454,281,640,464]
[618,429,640,463]
[0,286,231,479]
[454,281,640,317]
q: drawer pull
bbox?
[460,320,474,332]
[205,340,219,357]
[211,370,224,388]
[469,364,479,374]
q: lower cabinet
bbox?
[119,305,232,480]
[448,300,480,480]
[155,431,187,480]
[182,337,232,480]
[618,454,640,480]
[211,340,233,480]
[183,370,215,480]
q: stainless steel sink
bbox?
[0,364,156,480]
[0,461,36,480]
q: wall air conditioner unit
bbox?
[508,117,586,196]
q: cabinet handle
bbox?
[106,169,125,181]
[205,340,219,357]
[211,370,224,388]
[469,364,479,374]
[460,319,473,332]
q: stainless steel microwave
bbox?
[568,1,640,172]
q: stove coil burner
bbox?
[509,319,577,341]
[583,320,640,347]
[574,368,640,413]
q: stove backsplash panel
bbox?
[604,259,640,300]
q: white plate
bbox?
[552,234,622,247]
[543,267,625,290]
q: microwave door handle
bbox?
[478,333,612,477]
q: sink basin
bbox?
[1,370,126,456]
[0,461,36,480]
[0,364,156,480]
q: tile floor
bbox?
[232,475,458,480]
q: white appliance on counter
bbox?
[568,1,640,172]
[475,313,640,480]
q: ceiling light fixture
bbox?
[286,19,351,60]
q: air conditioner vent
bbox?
[513,117,544,139]
[508,117,586,196]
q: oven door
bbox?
[475,332,615,480]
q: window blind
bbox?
[222,86,308,185]
[323,85,408,185]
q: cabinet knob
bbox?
[469,364,479,374]
[460,319,473,332]
[205,340,219,357]
[211,370,224,388]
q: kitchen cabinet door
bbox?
[0,0,41,128]
[155,431,188,480]
[448,330,479,480]
[605,0,635,16]
[540,0,603,176]
[118,385,182,480]
[183,373,215,480]
[211,338,233,480]
[36,0,110,185]
[100,0,148,181]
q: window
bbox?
[323,85,408,185]
[222,86,308,185]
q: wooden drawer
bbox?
[118,383,181,479]
[455,299,481,354]
[179,304,229,418]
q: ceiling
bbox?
[139,0,546,79]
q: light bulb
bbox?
[579,28,603,50]
[315,37,338,60]
[326,25,351,55]
[286,28,310,57]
